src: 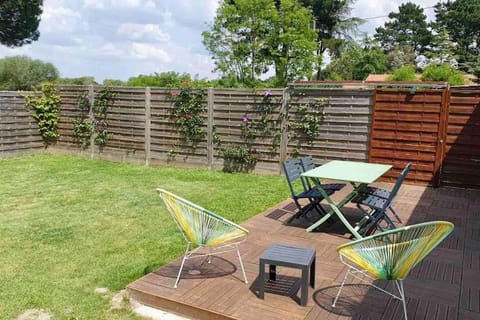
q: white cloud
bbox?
[118,23,170,42]
[83,0,146,9]
[130,43,171,63]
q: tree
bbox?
[103,79,125,86]
[325,45,388,80]
[203,0,317,86]
[434,0,480,72]
[386,46,416,71]
[202,0,275,84]
[298,0,362,79]
[0,55,58,90]
[57,77,98,85]
[0,0,43,47]
[267,0,318,86]
[374,2,433,55]
[421,63,465,85]
[126,72,209,88]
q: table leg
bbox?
[259,260,265,299]
[269,264,276,281]
[310,256,315,288]
[301,267,308,306]
[306,181,366,239]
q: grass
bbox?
[0,154,289,319]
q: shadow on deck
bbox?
[127,183,480,320]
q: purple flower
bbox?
[264,90,272,97]
[184,113,192,120]
[98,125,106,132]
[242,115,250,123]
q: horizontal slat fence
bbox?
[0,91,44,157]
[287,89,373,164]
[369,88,447,185]
[150,88,208,166]
[4,84,480,188]
[212,88,284,172]
[442,86,480,188]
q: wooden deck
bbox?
[127,183,480,320]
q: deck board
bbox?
[127,183,480,320]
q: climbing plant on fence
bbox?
[220,89,283,173]
[287,90,328,154]
[24,82,62,145]
[168,87,207,158]
[72,87,116,147]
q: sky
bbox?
[0,0,440,82]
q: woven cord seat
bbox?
[157,189,249,288]
[332,221,454,319]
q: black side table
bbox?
[259,244,316,306]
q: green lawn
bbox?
[0,154,289,319]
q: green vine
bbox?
[93,88,116,146]
[221,145,257,173]
[72,87,116,147]
[289,96,328,146]
[24,82,62,145]
[170,88,206,143]
[72,118,94,147]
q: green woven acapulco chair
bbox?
[157,189,249,288]
[332,221,454,320]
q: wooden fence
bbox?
[369,88,447,186]
[12,85,371,173]
[2,84,480,187]
[442,86,480,188]
[0,91,44,157]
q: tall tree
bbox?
[202,0,317,86]
[374,2,433,55]
[0,55,58,90]
[434,0,480,72]
[0,0,43,47]
[325,44,388,80]
[202,0,275,84]
[267,0,318,86]
[298,0,362,79]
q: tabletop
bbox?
[301,160,392,184]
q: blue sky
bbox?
[0,0,438,82]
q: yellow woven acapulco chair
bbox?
[157,189,249,288]
[332,221,454,320]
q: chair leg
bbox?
[395,280,408,320]
[389,206,402,223]
[332,267,351,307]
[174,243,191,288]
[236,245,248,284]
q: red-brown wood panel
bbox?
[370,88,447,186]
[441,87,480,188]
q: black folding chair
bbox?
[351,164,412,236]
[358,162,412,224]
[300,155,346,192]
[282,159,334,222]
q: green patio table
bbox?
[301,160,392,239]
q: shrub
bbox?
[421,64,465,85]
[390,65,416,81]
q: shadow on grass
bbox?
[155,255,237,280]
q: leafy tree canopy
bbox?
[421,63,465,85]
[0,0,43,47]
[325,44,388,80]
[57,77,98,85]
[374,2,432,55]
[202,0,317,86]
[434,0,480,72]
[127,71,209,88]
[0,55,58,90]
[102,79,126,86]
